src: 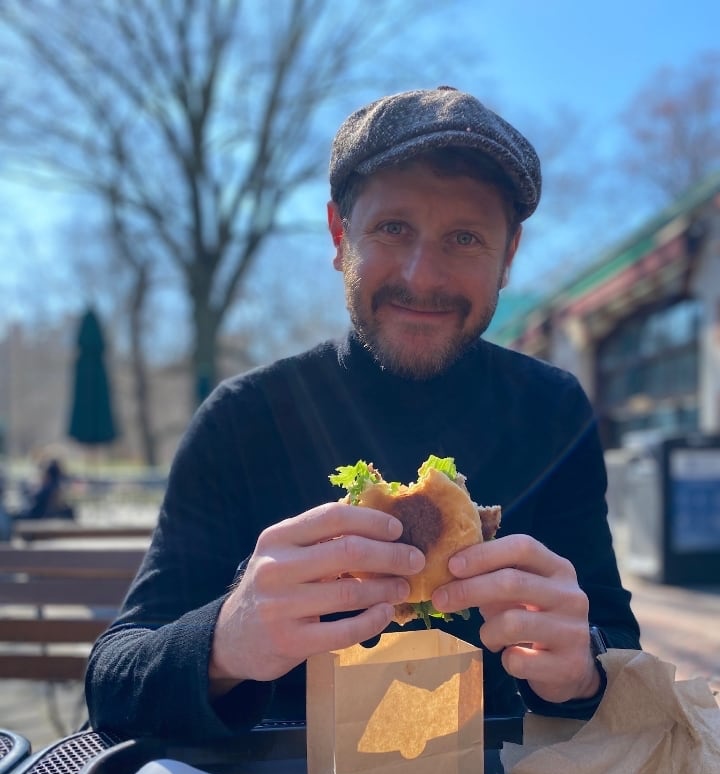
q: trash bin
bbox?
[624,434,720,584]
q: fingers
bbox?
[448,534,574,580]
[429,532,600,704]
[297,533,424,580]
[500,642,600,704]
[212,501,425,688]
[254,602,399,670]
[301,604,398,656]
[498,619,601,704]
[210,503,425,691]
[263,502,404,548]
[255,575,411,620]
[478,605,585,654]
[434,534,583,615]
[434,566,587,617]
[255,504,425,586]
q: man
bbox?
[86,86,640,743]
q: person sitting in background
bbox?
[13,457,75,520]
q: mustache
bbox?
[371,285,472,318]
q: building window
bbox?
[597,298,702,447]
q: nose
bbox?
[399,239,446,290]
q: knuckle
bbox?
[570,590,590,618]
[501,646,524,678]
[255,523,278,550]
[512,533,536,560]
[337,577,361,607]
[452,579,472,608]
[497,567,521,596]
[555,554,577,579]
[502,608,527,643]
[338,534,368,566]
[249,555,279,588]
[314,501,345,532]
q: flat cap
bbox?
[329,86,541,220]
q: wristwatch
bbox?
[589,625,608,658]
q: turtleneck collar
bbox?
[335,328,488,412]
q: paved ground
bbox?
[622,574,720,694]
[2,569,718,755]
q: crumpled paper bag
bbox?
[501,649,720,773]
[306,629,484,774]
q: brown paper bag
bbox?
[501,649,720,774]
[307,629,484,774]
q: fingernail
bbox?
[434,589,448,608]
[409,549,425,572]
[449,554,466,574]
[387,517,403,539]
[394,580,409,602]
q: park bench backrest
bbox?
[0,546,145,681]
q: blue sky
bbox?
[2,0,719,331]
[466,1,719,126]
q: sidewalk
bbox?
[2,570,718,754]
[622,573,720,694]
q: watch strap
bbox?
[589,625,608,658]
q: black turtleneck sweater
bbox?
[86,332,640,741]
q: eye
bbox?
[454,231,478,246]
[380,221,405,236]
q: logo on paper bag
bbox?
[358,660,482,758]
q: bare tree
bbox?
[0,0,466,419]
[620,50,720,202]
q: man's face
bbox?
[328,160,521,379]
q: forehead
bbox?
[351,161,510,222]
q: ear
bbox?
[501,225,522,288]
[327,202,345,271]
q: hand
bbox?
[432,534,600,704]
[209,502,424,693]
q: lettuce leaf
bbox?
[329,460,381,505]
[330,455,457,505]
[411,601,471,629]
[417,454,457,482]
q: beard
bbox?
[342,248,501,380]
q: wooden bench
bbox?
[13,520,155,545]
[0,546,146,681]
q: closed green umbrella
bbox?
[68,308,118,445]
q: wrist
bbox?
[208,640,242,698]
[575,624,608,699]
[575,656,602,699]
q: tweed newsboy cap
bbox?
[329,85,541,220]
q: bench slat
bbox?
[0,654,89,681]
[0,547,144,577]
[0,618,112,643]
[0,576,133,606]
[15,524,153,543]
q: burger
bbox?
[329,455,501,627]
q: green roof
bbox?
[491,169,720,344]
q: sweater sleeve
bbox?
[515,376,641,719]
[85,383,274,740]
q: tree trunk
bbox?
[191,303,221,407]
[129,265,158,466]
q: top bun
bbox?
[354,467,483,602]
